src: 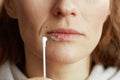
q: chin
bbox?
[46,49,89,64]
[45,40,92,64]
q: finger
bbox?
[109,70,120,80]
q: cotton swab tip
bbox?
[42,36,47,47]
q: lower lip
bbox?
[47,33,82,41]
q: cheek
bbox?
[15,1,52,41]
[14,1,53,53]
[91,5,109,38]
[80,0,110,51]
[16,1,50,29]
[79,0,110,22]
[84,0,110,33]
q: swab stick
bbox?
[42,37,47,80]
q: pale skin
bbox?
[5,0,110,80]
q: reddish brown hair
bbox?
[92,0,120,68]
[0,0,120,69]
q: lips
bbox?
[47,28,84,41]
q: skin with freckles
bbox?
[5,0,110,80]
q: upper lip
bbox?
[47,28,85,35]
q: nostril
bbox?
[53,4,77,17]
[71,13,76,16]
[52,1,77,17]
[57,12,61,15]
[56,11,76,16]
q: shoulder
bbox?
[0,61,14,80]
[0,61,27,80]
[88,64,120,80]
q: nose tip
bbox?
[52,1,77,17]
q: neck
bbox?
[47,57,90,80]
[25,50,90,80]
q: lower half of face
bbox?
[19,21,103,64]
[15,0,110,64]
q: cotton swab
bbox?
[42,36,47,80]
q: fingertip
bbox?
[47,78,53,80]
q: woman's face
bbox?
[9,0,110,64]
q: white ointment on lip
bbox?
[50,36,58,41]
[42,36,47,80]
